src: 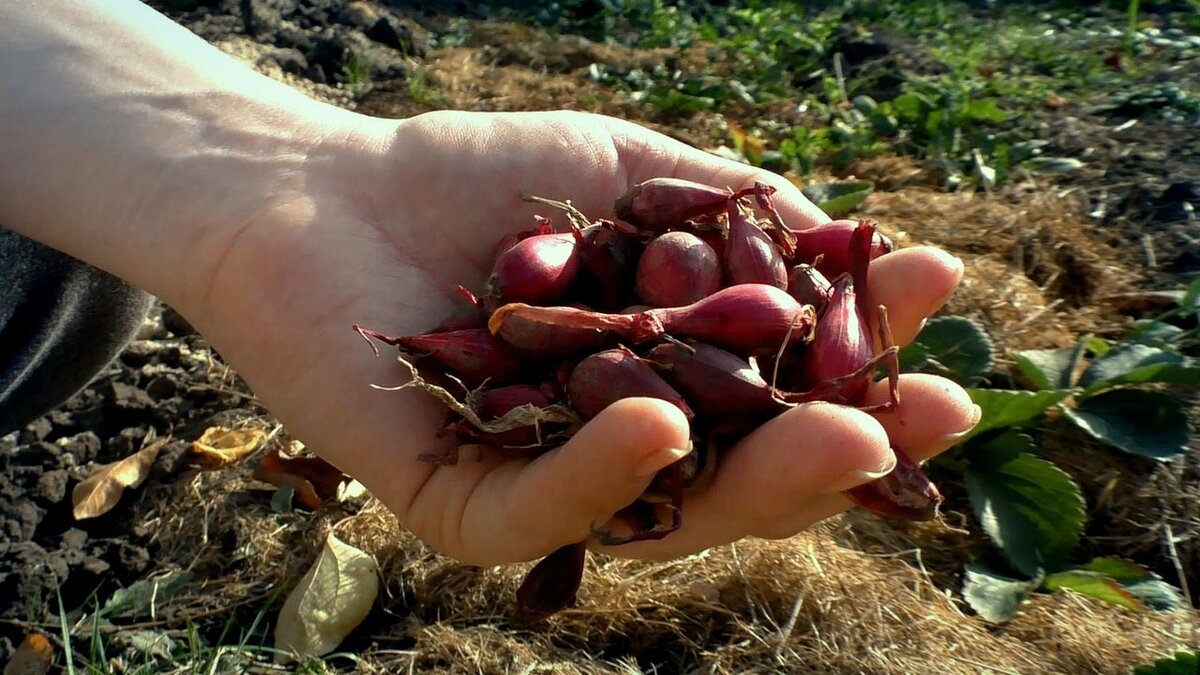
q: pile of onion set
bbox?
[355,177,942,618]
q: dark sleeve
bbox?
[0,228,153,436]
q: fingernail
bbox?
[931,404,983,448]
[822,453,898,494]
[634,445,692,478]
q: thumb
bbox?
[502,397,692,561]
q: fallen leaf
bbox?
[336,479,369,503]
[274,533,379,663]
[73,437,168,520]
[101,569,194,619]
[191,426,267,468]
[111,630,175,661]
[252,449,349,510]
[3,632,53,675]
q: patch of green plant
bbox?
[343,51,371,95]
[497,0,1199,186]
[800,179,874,218]
[407,69,447,107]
[1134,650,1200,675]
[1100,82,1200,124]
[901,281,1200,621]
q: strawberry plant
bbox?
[901,279,1200,621]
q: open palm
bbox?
[188,110,978,567]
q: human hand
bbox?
[179,109,978,566]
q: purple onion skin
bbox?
[792,219,893,280]
[516,541,587,619]
[393,328,526,387]
[650,284,815,357]
[845,447,942,521]
[787,264,833,314]
[724,202,787,289]
[484,232,582,312]
[801,276,873,402]
[636,231,723,307]
[567,347,695,421]
[453,382,562,448]
[645,342,781,417]
[614,177,732,231]
[488,304,617,360]
[489,284,815,360]
[574,224,638,311]
[476,382,560,420]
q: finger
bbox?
[454,397,692,565]
[589,402,895,560]
[863,373,981,460]
[752,374,980,539]
[868,246,964,347]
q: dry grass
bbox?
[851,164,1137,358]
[139,462,1197,673]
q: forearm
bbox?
[0,0,384,311]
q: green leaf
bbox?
[962,560,1038,623]
[898,341,930,372]
[1063,389,1190,460]
[1127,320,1187,348]
[964,98,1011,123]
[1133,651,1198,675]
[1124,579,1187,611]
[891,92,926,120]
[1043,570,1144,611]
[964,433,1085,577]
[903,316,995,385]
[1079,559,1186,610]
[1082,334,1111,357]
[1013,343,1086,390]
[964,389,1071,442]
[101,569,194,619]
[1079,343,1200,392]
[1181,278,1200,315]
[801,180,874,217]
[1082,557,1150,583]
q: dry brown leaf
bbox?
[273,533,379,663]
[191,426,267,468]
[252,448,348,510]
[3,632,52,675]
[72,437,168,520]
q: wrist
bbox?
[0,0,396,317]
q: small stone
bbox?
[336,0,380,28]
[104,381,155,411]
[273,22,315,53]
[1,501,45,542]
[10,442,58,467]
[266,46,308,75]
[145,375,179,401]
[35,470,69,504]
[366,15,428,57]
[120,341,160,368]
[61,527,89,549]
[240,0,289,37]
[17,417,53,444]
[59,431,102,463]
[108,427,150,457]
